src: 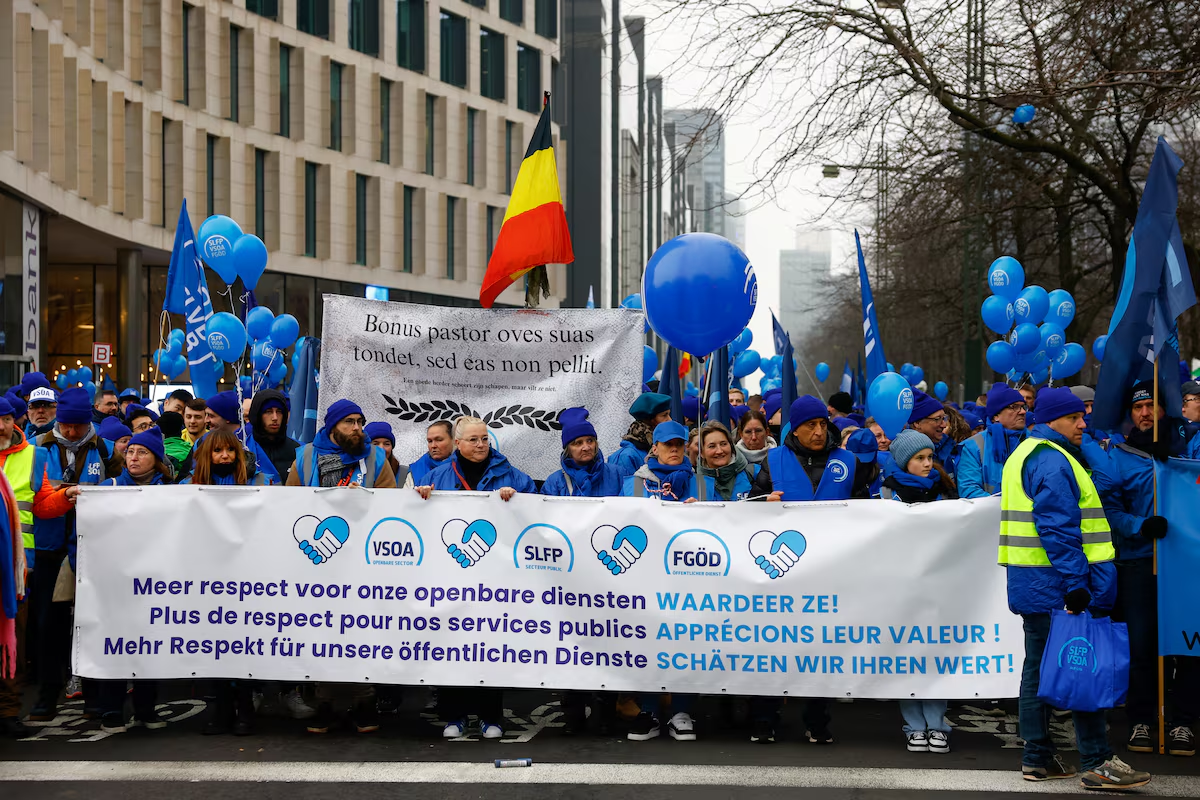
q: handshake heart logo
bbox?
[748,529,807,579]
[442,519,498,568]
[293,515,351,565]
[591,525,648,575]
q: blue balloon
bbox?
[620,293,642,310]
[686,381,696,391]
[169,327,186,343]
[986,340,1017,374]
[685,386,700,398]
[1045,289,1075,329]
[815,362,830,382]
[900,362,914,379]
[910,366,924,385]
[1092,334,1108,361]
[246,306,275,341]
[55,374,67,390]
[1013,104,1036,125]
[981,295,1015,335]
[1010,322,1042,355]
[867,372,915,439]
[66,368,79,385]
[643,233,757,355]
[987,256,1025,300]
[1014,285,1049,324]
[168,354,188,380]
[233,234,269,291]
[78,366,93,382]
[252,340,280,371]
[1030,367,1050,386]
[207,312,248,363]
[167,336,183,356]
[642,346,658,384]
[760,378,781,392]
[83,380,97,402]
[933,381,949,401]
[1015,349,1049,374]
[269,313,300,350]
[1039,322,1066,360]
[733,349,761,378]
[268,359,288,386]
[1053,342,1086,379]
[196,215,244,285]
[886,361,896,374]
[729,328,753,355]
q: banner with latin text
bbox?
[75,488,1022,699]
[317,296,643,479]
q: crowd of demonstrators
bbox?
[0,364,1196,788]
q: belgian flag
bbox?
[479,95,574,308]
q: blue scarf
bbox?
[111,469,166,487]
[882,468,943,503]
[985,422,1025,464]
[560,449,608,497]
[311,428,368,466]
[643,456,694,499]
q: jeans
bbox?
[1113,559,1200,729]
[900,699,950,734]
[1020,613,1111,770]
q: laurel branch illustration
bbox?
[381,395,563,431]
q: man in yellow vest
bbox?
[999,387,1149,790]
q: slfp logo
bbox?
[513,523,574,573]
[364,517,424,566]
[1058,636,1100,675]
[989,268,1009,287]
[664,529,730,577]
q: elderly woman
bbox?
[696,421,758,501]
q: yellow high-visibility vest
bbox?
[2,445,37,551]
[998,437,1115,567]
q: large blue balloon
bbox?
[1039,322,1066,360]
[246,306,275,341]
[1010,322,1042,355]
[987,257,1025,300]
[729,328,753,355]
[1045,289,1075,329]
[1015,349,1049,374]
[642,346,658,383]
[1092,334,1108,361]
[269,313,300,350]
[1053,342,1086,379]
[868,372,915,439]
[815,362,830,382]
[910,366,925,385]
[252,340,280,372]
[981,295,1015,335]
[986,340,1017,374]
[196,215,244,285]
[933,381,949,401]
[733,349,761,378]
[207,312,248,363]
[233,234,269,291]
[78,366,93,382]
[1014,285,1049,325]
[643,233,757,355]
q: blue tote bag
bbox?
[1038,610,1130,712]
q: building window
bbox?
[278,44,291,136]
[329,61,343,151]
[181,3,191,105]
[504,120,514,191]
[379,78,391,163]
[446,196,457,279]
[206,134,216,216]
[397,0,425,73]
[254,149,267,238]
[499,0,521,24]
[349,0,379,56]
[517,44,541,112]
[466,108,476,185]
[297,0,329,38]
[550,57,562,124]
[228,25,240,122]
[439,10,466,88]
[464,0,484,6]
[479,27,505,100]
[304,161,318,257]
[534,0,555,38]
[486,205,500,260]
[402,186,415,273]
[355,174,369,266]
[425,94,436,175]
[246,0,278,18]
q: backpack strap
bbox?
[300,445,315,486]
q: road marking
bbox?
[0,762,1193,794]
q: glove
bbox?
[1064,587,1091,614]
[1140,515,1168,540]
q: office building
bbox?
[779,228,831,351]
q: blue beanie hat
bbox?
[559,407,597,447]
[363,421,395,446]
[788,396,828,431]
[1034,387,1085,424]
[961,410,983,431]
[985,383,1025,421]
[832,417,857,433]
[0,397,13,418]
[629,392,671,421]
[98,416,133,442]
[21,372,51,394]
[206,391,242,425]
[907,391,944,424]
[128,427,166,463]
[848,413,867,427]
[324,398,364,430]
[844,427,879,464]
[729,404,749,425]
[890,429,935,470]
[681,395,700,422]
[6,395,25,420]
[652,420,689,445]
[124,403,159,425]
[762,393,783,424]
[57,387,93,425]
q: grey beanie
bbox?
[890,430,935,471]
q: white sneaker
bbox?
[668,712,696,741]
[907,731,929,751]
[283,689,316,720]
[443,720,466,738]
[128,715,167,730]
[928,730,950,753]
[479,721,504,739]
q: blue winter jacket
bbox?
[620,458,699,501]
[957,424,1025,498]
[608,439,649,480]
[543,450,625,497]
[932,433,959,477]
[421,450,537,493]
[1005,424,1117,616]
[31,429,115,560]
[408,452,449,486]
[697,463,759,501]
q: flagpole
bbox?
[1152,357,1166,755]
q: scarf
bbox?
[112,468,165,487]
[700,449,751,500]
[621,419,654,451]
[559,449,607,497]
[53,424,97,482]
[735,437,776,465]
[212,462,237,479]
[454,451,491,490]
[639,456,695,500]
[985,422,1025,465]
[1127,417,1194,459]
[310,428,368,487]
[0,464,21,678]
[883,469,945,504]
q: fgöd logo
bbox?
[664,529,730,577]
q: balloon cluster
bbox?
[244,307,300,388]
[980,256,1085,384]
[54,366,98,401]
[151,329,189,381]
[196,215,269,291]
[757,353,790,393]
[728,327,760,379]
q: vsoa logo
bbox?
[442,518,497,568]
[749,530,807,579]
[664,529,730,577]
[364,517,424,566]
[1058,636,1099,675]
[512,524,574,572]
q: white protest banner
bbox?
[317,296,644,479]
[76,488,1022,699]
